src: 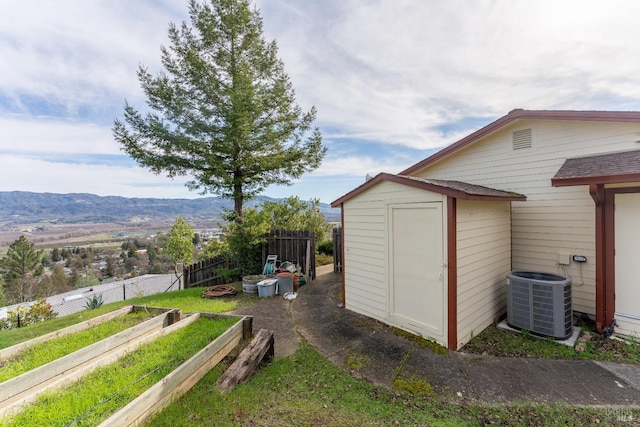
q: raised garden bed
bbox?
[0,306,182,418]
[1,314,248,426]
[0,305,134,357]
[0,308,157,383]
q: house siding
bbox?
[342,180,445,324]
[414,119,640,315]
[456,200,512,348]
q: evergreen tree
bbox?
[113,0,325,219]
[0,236,44,303]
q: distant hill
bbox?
[0,191,341,224]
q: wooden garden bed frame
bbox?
[0,306,184,418]
[0,305,135,360]
[100,314,253,426]
[0,307,254,426]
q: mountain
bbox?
[0,191,341,224]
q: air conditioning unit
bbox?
[506,271,572,339]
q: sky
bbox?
[2,0,640,204]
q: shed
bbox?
[331,173,525,350]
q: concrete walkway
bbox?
[231,267,640,407]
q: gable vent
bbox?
[512,128,532,150]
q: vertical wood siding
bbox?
[415,120,640,314]
[455,200,511,348]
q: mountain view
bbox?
[0,191,341,225]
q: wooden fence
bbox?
[262,229,316,280]
[183,256,235,288]
[184,229,317,288]
[332,226,342,273]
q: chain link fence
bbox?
[0,274,180,321]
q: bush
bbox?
[316,254,333,266]
[317,239,333,256]
[0,298,57,330]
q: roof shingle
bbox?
[552,149,640,186]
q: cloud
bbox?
[0,117,119,155]
[0,0,185,118]
[0,154,197,199]
[3,0,640,203]
[310,155,408,177]
[259,0,640,149]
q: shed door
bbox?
[389,202,445,341]
[615,193,640,336]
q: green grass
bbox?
[0,316,238,427]
[0,311,152,383]
[148,341,622,427]
[0,283,251,350]
[0,304,122,350]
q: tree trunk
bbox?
[233,179,243,220]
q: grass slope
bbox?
[1,317,238,427]
[149,342,618,427]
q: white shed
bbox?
[331,174,525,350]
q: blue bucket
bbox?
[257,279,277,298]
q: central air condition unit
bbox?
[506,271,572,339]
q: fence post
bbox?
[17,312,21,328]
[123,283,126,301]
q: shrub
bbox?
[0,298,57,330]
[317,239,333,256]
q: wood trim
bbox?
[331,173,525,207]
[590,184,606,332]
[600,186,640,332]
[603,189,615,332]
[340,206,346,309]
[552,173,640,187]
[447,197,457,350]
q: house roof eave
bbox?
[331,173,526,207]
[402,109,640,176]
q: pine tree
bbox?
[114,0,326,219]
[0,236,44,303]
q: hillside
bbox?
[0,191,341,225]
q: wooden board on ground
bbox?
[217,328,275,393]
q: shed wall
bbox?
[414,120,640,315]
[456,200,512,348]
[342,180,445,324]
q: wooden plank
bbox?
[217,328,275,393]
[0,310,195,419]
[99,316,247,427]
[0,305,133,360]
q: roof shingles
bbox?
[552,149,640,186]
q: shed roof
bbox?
[402,109,640,176]
[331,173,526,207]
[552,149,640,187]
